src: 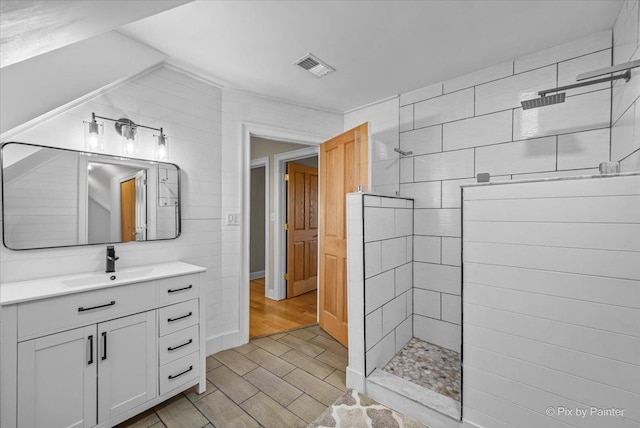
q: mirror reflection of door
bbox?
[120,178,136,242]
[286,162,319,298]
[135,170,147,241]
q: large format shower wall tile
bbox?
[414,235,441,264]
[414,316,461,352]
[414,209,461,237]
[475,65,556,115]
[399,105,414,132]
[612,50,640,124]
[443,110,512,151]
[400,82,443,106]
[414,88,474,129]
[557,128,611,170]
[399,181,441,208]
[400,125,442,156]
[513,89,611,140]
[514,30,611,73]
[613,0,639,65]
[557,49,612,97]
[475,137,556,176]
[414,149,474,181]
[414,263,461,295]
[443,60,514,94]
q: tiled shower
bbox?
[346,3,640,425]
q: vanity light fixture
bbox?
[85,112,168,159]
[83,113,104,152]
[156,129,168,160]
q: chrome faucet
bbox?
[106,246,119,273]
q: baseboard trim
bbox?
[346,366,366,392]
[206,330,245,356]
[249,270,265,280]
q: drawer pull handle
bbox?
[168,365,193,380]
[101,332,107,361]
[88,335,94,365]
[168,284,193,293]
[78,301,116,312]
[167,312,193,323]
[168,339,193,351]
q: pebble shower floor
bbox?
[382,337,461,402]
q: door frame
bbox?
[241,123,327,342]
[274,147,319,300]
[249,157,270,288]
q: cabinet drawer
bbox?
[157,274,199,305]
[17,281,156,340]
[158,299,198,337]
[159,324,199,366]
[159,351,200,396]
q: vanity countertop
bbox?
[0,261,206,305]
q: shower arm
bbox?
[538,70,630,97]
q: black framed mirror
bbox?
[1,142,181,250]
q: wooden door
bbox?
[120,178,136,242]
[17,326,97,428]
[286,162,319,297]
[98,311,156,423]
[319,123,368,347]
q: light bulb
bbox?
[87,133,98,149]
[126,141,135,155]
[156,131,167,159]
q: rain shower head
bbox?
[520,61,638,110]
[521,93,566,110]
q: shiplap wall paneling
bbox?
[462,174,640,428]
[0,65,224,351]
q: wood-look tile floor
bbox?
[249,278,317,338]
[116,325,347,428]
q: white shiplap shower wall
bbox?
[0,65,224,348]
[462,174,640,428]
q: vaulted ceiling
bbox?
[2,1,624,112]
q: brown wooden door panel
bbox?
[120,178,136,242]
[287,162,319,298]
[319,123,368,347]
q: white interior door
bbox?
[135,169,147,241]
[98,311,156,422]
[17,325,97,428]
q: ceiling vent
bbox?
[294,53,335,78]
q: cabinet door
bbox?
[17,325,97,428]
[98,311,157,422]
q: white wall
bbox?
[344,97,400,195]
[462,174,640,428]
[250,137,313,291]
[220,88,343,349]
[3,151,79,249]
[612,0,640,171]
[0,31,166,136]
[0,64,224,352]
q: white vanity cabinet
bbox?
[17,326,97,428]
[0,262,206,428]
[17,311,156,428]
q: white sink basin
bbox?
[61,268,154,288]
